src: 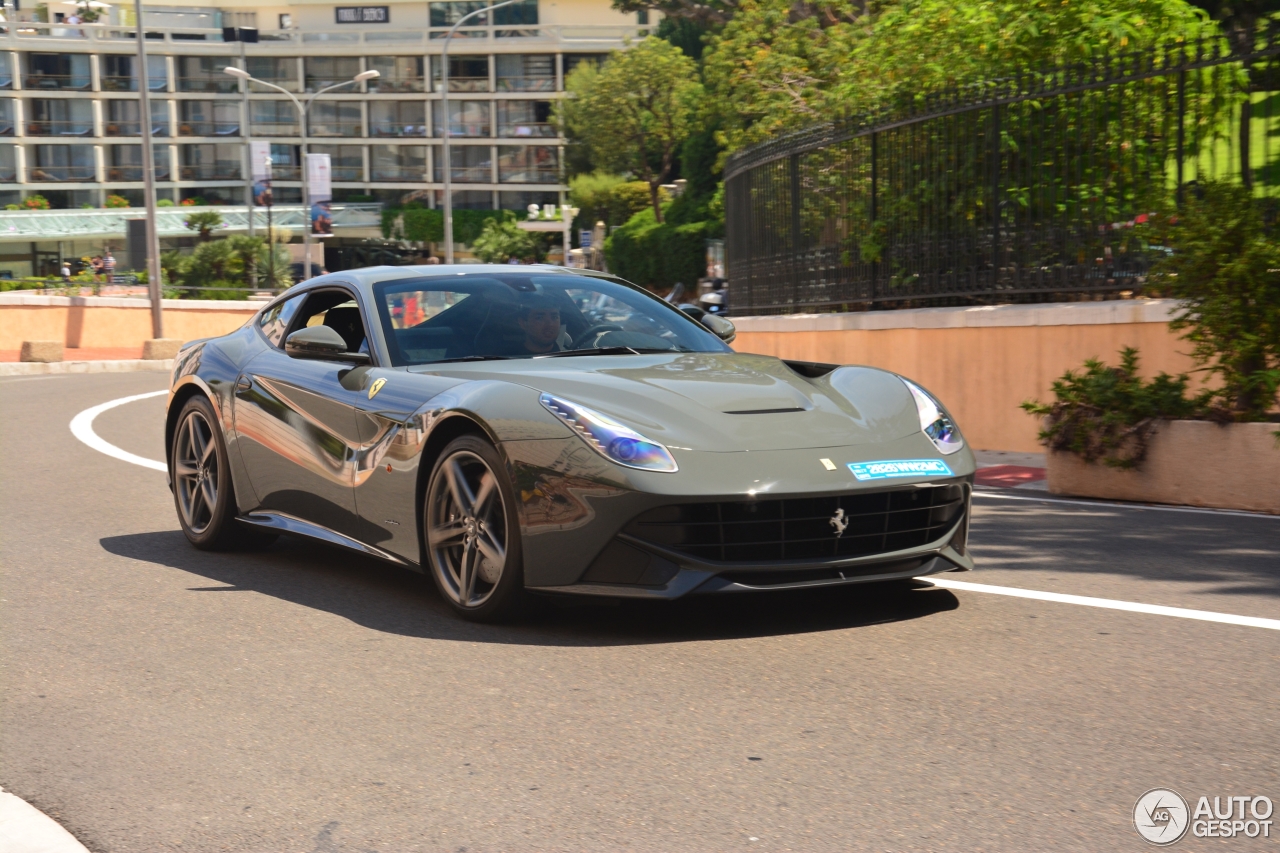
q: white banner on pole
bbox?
[250,141,272,182]
[307,153,332,205]
[307,153,333,235]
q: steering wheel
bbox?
[570,323,624,349]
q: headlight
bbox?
[902,379,964,454]
[540,393,678,472]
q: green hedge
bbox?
[604,206,722,289]
[381,206,517,246]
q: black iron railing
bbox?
[724,22,1280,313]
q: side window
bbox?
[294,289,371,355]
[258,294,305,347]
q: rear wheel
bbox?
[171,395,275,551]
[424,435,525,622]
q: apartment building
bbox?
[0,0,649,272]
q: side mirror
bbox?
[677,302,706,320]
[285,325,370,364]
[700,313,736,344]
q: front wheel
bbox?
[424,435,525,622]
[171,395,275,551]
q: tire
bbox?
[423,435,525,622]
[170,395,276,551]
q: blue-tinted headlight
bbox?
[902,380,964,455]
[540,393,679,472]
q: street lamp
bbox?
[437,0,519,264]
[223,66,380,279]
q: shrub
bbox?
[380,205,516,248]
[157,198,175,207]
[472,217,540,263]
[605,205,722,289]
[1148,180,1280,420]
[104,194,131,209]
[1021,348,1210,468]
[183,210,224,242]
[22,195,51,211]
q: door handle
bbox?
[235,376,252,393]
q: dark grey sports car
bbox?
[166,265,974,620]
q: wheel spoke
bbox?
[428,521,466,548]
[472,471,496,516]
[200,428,217,464]
[462,542,479,604]
[444,459,476,515]
[173,460,197,478]
[188,416,206,462]
[456,541,474,604]
[475,529,505,567]
[200,478,216,517]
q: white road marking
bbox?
[974,488,1279,520]
[0,786,90,853]
[925,577,1280,631]
[69,390,168,472]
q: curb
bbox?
[0,787,90,853]
[0,359,173,376]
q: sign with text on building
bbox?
[335,6,389,23]
[307,153,334,235]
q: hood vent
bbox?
[723,407,807,415]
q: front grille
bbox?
[624,483,966,564]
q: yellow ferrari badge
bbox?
[368,377,386,399]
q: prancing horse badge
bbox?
[368,377,386,399]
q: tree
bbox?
[559,37,702,223]
[183,210,224,242]
[471,218,540,263]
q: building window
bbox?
[563,54,607,78]
[268,143,301,180]
[23,53,91,91]
[371,145,427,181]
[369,101,427,138]
[309,145,365,182]
[496,101,555,137]
[100,55,167,92]
[305,57,361,93]
[497,145,558,183]
[180,144,242,181]
[430,55,489,92]
[28,144,96,182]
[637,8,649,25]
[0,99,13,137]
[25,99,93,136]
[105,99,169,137]
[246,57,298,88]
[367,57,425,93]
[178,101,240,137]
[107,145,170,181]
[431,101,490,138]
[309,102,363,138]
[251,101,299,137]
[495,55,554,92]
[433,145,492,183]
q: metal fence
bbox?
[723,22,1280,314]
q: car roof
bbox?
[300,264,616,296]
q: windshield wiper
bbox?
[430,355,514,364]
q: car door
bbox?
[232,285,378,540]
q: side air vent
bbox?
[723,407,806,415]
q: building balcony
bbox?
[105,165,172,181]
[22,74,91,91]
[100,76,168,92]
[308,121,364,138]
[370,124,428,138]
[368,78,425,94]
[177,78,239,94]
[436,124,491,138]
[250,122,300,137]
[25,120,94,137]
[104,121,169,137]
[179,164,241,181]
[28,165,97,182]
[438,77,490,93]
[498,167,559,183]
[498,123,557,138]
[269,166,302,180]
[371,166,426,181]
[445,166,491,183]
[496,76,555,93]
[0,169,17,182]
[330,165,365,181]
[178,121,240,137]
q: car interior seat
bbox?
[322,307,365,353]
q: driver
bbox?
[517,295,565,354]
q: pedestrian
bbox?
[102,249,115,287]
[90,255,104,284]
[60,259,71,285]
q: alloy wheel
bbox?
[174,409,219,535]
[427,450,508,609]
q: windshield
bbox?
[372,272,732,366]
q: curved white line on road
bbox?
[975,489,1279,520]
[69,390,169,472]
[927,577,1280,632]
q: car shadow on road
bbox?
[100,530,960,646]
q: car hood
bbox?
[409,352,923,452]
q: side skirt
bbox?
[238,511,417,568]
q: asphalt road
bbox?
[3,371,1279,853]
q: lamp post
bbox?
[437,0,518,264]
[223,66,379,279]
[133,0,164,338]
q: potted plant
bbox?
[1024,181,1280,513]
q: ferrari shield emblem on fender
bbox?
[368,377,386,399]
